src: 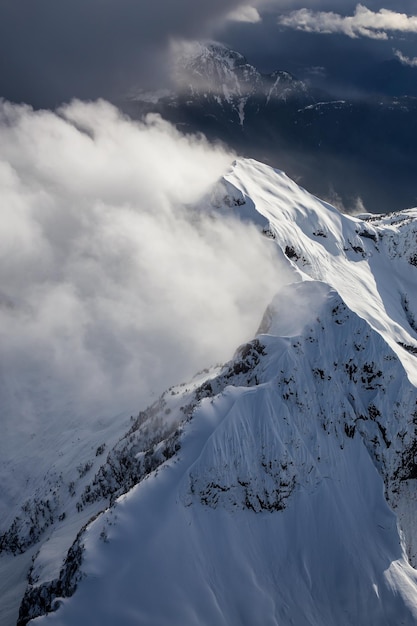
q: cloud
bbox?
[278,4,417,40]
[394,48,417,67]
[226,5,262,23]
[0,99,286,437]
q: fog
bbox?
[0,99,285,433]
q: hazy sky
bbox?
[1,1,417,107]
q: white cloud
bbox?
[226,5,262,23]
[278,4,417,40]
[394,48,417,67]
[0,99,285,435]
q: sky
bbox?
[1,1,417,107]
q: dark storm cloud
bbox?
[0,0,256,107]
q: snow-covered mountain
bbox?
[11,158,417,625]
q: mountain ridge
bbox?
[14,158,417,625]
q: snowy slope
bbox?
[13,159,417,625]
[224,160,417,385]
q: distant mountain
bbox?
[131,41,313,113]
[127,41,317,135]
[15,158,417,625]
[123,41,417,214]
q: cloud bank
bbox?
[0,99,285,439]
[278,4,417,40]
